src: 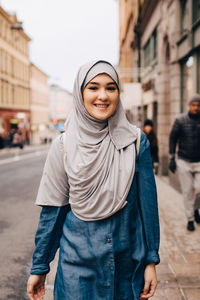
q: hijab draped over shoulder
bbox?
[36,60,138,221]
[63,60,137,220]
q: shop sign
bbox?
[10,119,19,124]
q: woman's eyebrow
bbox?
[107,82,117,85]
[88,81,98,85]
[88,81,116,85]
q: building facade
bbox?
[119,0,200,175]
[118,0,140,123]
[118,0,139,85]
[30,63,49,144]
[0,6,31,145]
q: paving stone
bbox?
[183,288,200,300]
[152,287,183,299]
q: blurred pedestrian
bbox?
[6,129,15,147]
[27,60,160,300]
[0,135,4,149]
[143,119,159,174]
[169,93,200,231]
[12,130,24,149]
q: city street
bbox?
[0,147,200,300]
[1,0,200,299]
[0,147,48,300]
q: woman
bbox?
[27,60,160,300]
[143,119,159,174]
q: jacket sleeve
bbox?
[30,205,70,275]
[137,132,160,265]
[169,118,180,155]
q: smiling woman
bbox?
[27,60,160,300]
[83,73,119,120]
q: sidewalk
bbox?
[0,143,50,160]
[44,176,200,300]
[154,176,200,299]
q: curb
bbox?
[0,144,50,160]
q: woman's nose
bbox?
[98,88,107,100]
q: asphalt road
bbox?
[0,150,48,300]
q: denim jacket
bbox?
[30,132,160,299]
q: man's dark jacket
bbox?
[169,112,200,162]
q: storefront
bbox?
[0,109,30,146]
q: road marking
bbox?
[14,155,20,161]
[0,150,47,165]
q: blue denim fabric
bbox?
[30,132,160,300]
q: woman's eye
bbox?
[88,86,98,90]
[107,87,117,91]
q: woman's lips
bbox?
[94,104,109,109]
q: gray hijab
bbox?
[63,60,137,221]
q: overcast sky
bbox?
[1,0,119,92]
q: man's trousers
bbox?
[177,159,200,221]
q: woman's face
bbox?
[143,125,153,134]
[83,73,119,120]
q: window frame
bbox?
[143,28,157,68]
[192,0,200,24]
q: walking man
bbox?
[169,94,200,231]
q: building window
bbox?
[144,40,150,67]
[153,30,157,60]
[0,49,2,71]
[197,50,200,93]
[193,0,200,24]
[0,80,2,104]
[180,0,188,34]
[144,29,157,68]
[180,56,194,112]
[0,19,2,36]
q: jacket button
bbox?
[109,263,113,267]
[107,238,111,243]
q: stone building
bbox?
[30,63,49,144]
[118,0,139,85]
[118,0,141,123]
[119,0,200,175]
[0,6,31,144]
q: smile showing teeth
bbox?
[95,104,108,108]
